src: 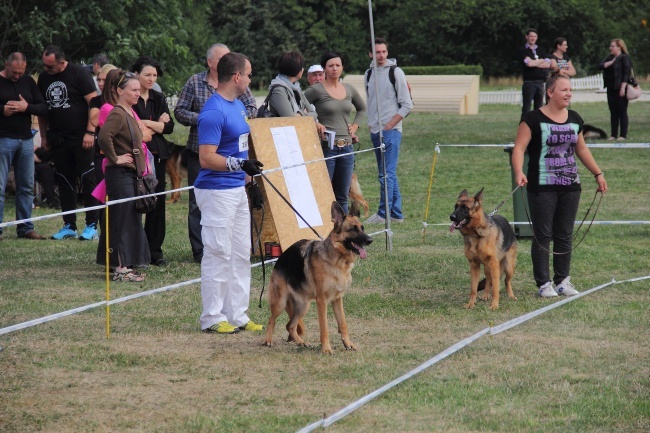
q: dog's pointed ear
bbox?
[474,188,484,205]
[459,189,469,199]
[331,201,345,225]
[349,201,361,218]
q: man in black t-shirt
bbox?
[519,29,551,120]
[0,52,49,240]
[38,45,99,240]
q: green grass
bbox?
[0,102,648,433]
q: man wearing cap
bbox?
[307,64,324,86]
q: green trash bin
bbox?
[505,147,533,238]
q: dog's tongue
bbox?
[450,223,456,233]
[353,243,368,259]
[359,246,367,259]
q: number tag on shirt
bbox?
[239,133,249,152]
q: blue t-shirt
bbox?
[195,93,250,190]
[522,109,584,192]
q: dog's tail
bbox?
[583,124,607,139]
[349,172,369,217]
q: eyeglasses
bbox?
[239,71,252,79]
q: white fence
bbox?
[571,73,604,90]
[480,74,605,105]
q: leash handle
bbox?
[258,171,324,240]
[521,188,603,255]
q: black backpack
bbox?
[365,65,412,110]
[256,84,293,118]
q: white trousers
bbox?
[195,187,251,330]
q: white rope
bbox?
[435,143,650,148]
[422,220,650,227]
[0,148,376,230]
[295,274,649,432]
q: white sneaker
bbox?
[555,277,579,296]
[364,213,386,224]
[538,282,558,298]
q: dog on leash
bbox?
[449,188,517,310]
[263,201,373,354]
[165,143,188,203]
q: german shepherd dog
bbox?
[165,143,188,203]
[349,172,369,217]
[449,189,517,310]
[263,201,373,354]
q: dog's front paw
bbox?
[479,293,491,301]
[489,302,499,310]
[343,341,357,351]
[321,344,334,355]
[263,340,273,347]
[464,302,475,309]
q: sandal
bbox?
[112,270,145,282]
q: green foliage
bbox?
[0,0,648,93]
[402,65,483,76]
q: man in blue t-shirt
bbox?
[195,52,264,334]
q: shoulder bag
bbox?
[626,69,642,101]
[256,84,293,118]
[124,110,158,213]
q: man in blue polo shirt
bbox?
[195,52,264,334]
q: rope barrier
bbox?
[295,274,649,432]
[434,143,650,148]
[0,148,376,230]
[422,220,650,228]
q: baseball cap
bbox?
[308,64,324,74]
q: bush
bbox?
[401,65,483,76]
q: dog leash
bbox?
[487,185,520,217]
[248,199,267,308]
[257,171,324,240]
[521,188,603,255]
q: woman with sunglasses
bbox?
[131,56,174,266]
[97,72,151,282]
[304,51,366,213]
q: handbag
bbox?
[626,69,642,101]
[124,111,158,213]
[256,84,293,118]
[256,84,280,118]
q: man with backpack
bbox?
[364,37,413,224]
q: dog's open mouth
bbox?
[351,242,368,259]
[449,219,468,233]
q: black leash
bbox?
[257,171,324,240]
[521,188,603,255]
[250,204,267,308]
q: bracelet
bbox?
[594,172,603,178]
[85,130,95,135]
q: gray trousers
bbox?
[527,190,581,287]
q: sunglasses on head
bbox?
[117,71,136,87]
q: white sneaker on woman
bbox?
[555,277,579,296]
[538,282,558,298]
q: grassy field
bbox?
[0,101,648,432]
